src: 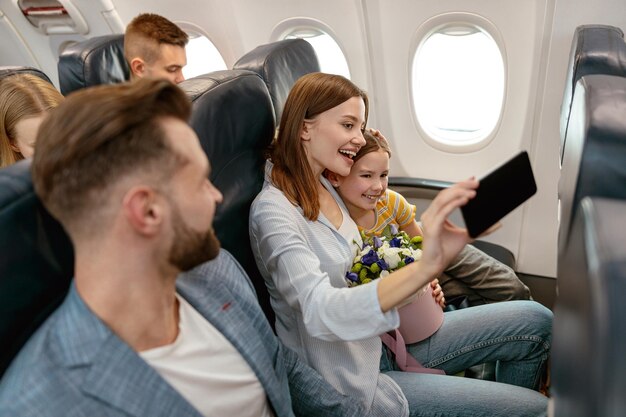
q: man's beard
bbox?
[168,203,221,272]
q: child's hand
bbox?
[430,278,445,308]
[368,128,388,144]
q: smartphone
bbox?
[461,151,537,238]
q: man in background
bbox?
[125,13,188,84]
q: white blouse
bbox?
[249,162,408,416]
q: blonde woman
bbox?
[0,73,64,168]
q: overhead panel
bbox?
[18,0,87,34]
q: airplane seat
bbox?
[0,66,53,84]
[552,196,626,417]
[57,34,129,95]
[179,70,276,324]
[233,38,320,123]
[560,24,626,163]
[0,160,74,379]
[558,74,626,267]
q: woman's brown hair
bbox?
[271,72,369,220]
[0,74,64,167]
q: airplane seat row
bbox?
[554,27,626,415]
[57,34,129,95]
[179,69,276,324]
[552,196,626,417]
[559,24,626,163]
[0,66,53,84]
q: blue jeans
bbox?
[381,300,551,417]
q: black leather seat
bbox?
[179,70,276,324]
[552,196,626,417]
[560,25,626,163]
[0,160,74,378]
[57,34,129,95]
[233,39,320,123]
[558,74,626,261]
[0,66,52,84]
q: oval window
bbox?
[284,28,351,79]
[412,24,505,146]
[182,31,227,79]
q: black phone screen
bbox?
[461,151,537,238]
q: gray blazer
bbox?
[0,250,364,417]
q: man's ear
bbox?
[123,186,163,236]
[130,57,146,77]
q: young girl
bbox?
[249,72,551,417]
[325,129,531,306]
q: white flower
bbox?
[380,246,403,269]
[380,270,390,278]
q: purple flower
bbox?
[360,249,379,266]
[404,256,415,265]
[389,237,402,248]
[373,236,383,249]
[389,224,399,235]
[346,272,359,282]
[376,258,389,271]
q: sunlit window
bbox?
[412,25,505,146]
[182,32,227,80]
[285,29,350,78]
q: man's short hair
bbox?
[124,13,189,65]
[32,79,191,236]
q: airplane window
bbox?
[412,25,504,147]
[285,29,351,79]
[182,32,227,80]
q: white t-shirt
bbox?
[140,295,273,417]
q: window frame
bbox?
[409,12,508,153]
[270,17,351,79]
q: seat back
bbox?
[558,74,626,261]
[552,197,626,417]
[560,25,626,163]
[58,34,129,95]
[233,39,319,123]
[179,70,276,323]
[0,66,52,84]
[0,160,74,378]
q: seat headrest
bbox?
[179,70,275,323]
[234,39,320,122]
[0,160,74,378]
[58,34,129,95]
[558,74,626,258]
[553,196,626,417]
[0,66,52,84]
[560,25,626,162]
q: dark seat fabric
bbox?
[0,160,74,378]
[58,34,129,95]
[233,39,319,123]
[558,74,626,259]
[560,25,626,162]
[552,197,626,417]
[0,66,52,84]
[179,70,276,324]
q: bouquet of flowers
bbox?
[346,224,444,344]
[345,224,423,287]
